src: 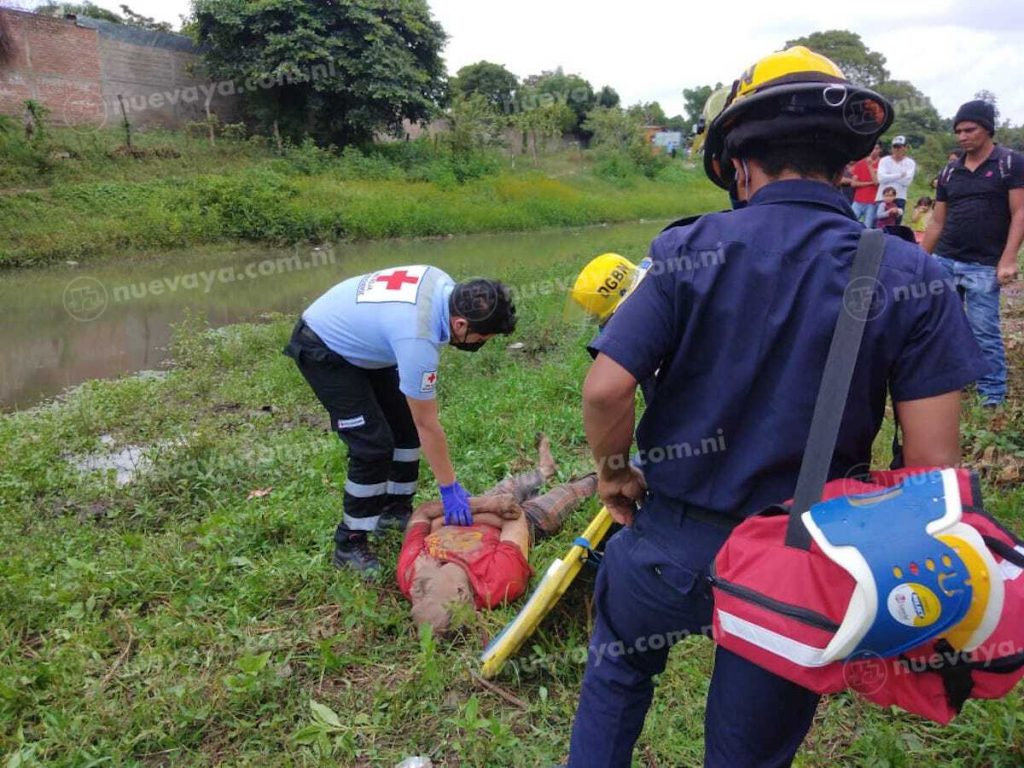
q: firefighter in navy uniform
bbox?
[285,266,517,573]
[566,48,988,767]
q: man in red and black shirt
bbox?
[923,99,1024,406]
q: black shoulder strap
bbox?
[659,211,727,233]
[785,229,886,549]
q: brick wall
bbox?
[0,8,238,129]
[0,8,105,125]
[94,25,239,129]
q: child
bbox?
[875,186,903,229]
[910,195,933,243]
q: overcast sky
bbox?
[16,0,1024,125]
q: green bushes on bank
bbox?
[0,131,722,267]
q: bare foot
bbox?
[537,432,558,482]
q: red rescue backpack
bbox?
[709,230,1024,723]
[711,468,1024,723]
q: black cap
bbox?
[953,100,996,135]
[450,278,517,335]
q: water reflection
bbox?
[1,221,666,410]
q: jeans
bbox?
[851,200,876,228]
[566,494,820,767]
[932,256,1006,404]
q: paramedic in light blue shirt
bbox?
[284,266,517,573]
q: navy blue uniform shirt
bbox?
[593,179,987,517]
[935,145,1024,266]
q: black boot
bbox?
[377,499,412,532]
[333,532,380,574]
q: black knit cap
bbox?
[953,100,996,135]
[450,278,517,335]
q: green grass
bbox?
[0,127,722,268]
[2,256,1023,767]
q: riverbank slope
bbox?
[0,129,722,268]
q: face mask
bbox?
[450,326,486,352]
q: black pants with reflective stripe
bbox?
[284,321,419,539]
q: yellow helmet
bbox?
[690,86,731,155]
[703,46,893,189]
[569,253,638,323]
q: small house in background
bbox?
[642,125,662,145]
[652,130,683,154]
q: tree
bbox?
[36,2,173,30]
[520,67,595,139]
[784,30,889,87]
[596,85,620,109]
[118,4,172,32]
[451,61,518,114]
[974,89,1000,122]
[875,80,943,146]
[664,115,687,132]
[511,102,573,161]
[584,106,666,178]
[681,83,722,134]
[35,2,126,24]
[445,94,506,154]
[583,106,645,152]
[628,101,667,126]
[193,0,447,147]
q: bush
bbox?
[190,169,299,239]
[336,146,404,181]
[284,137,338,175]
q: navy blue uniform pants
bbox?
[567,494,820,767]
[284,320,419,536]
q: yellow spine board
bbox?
[479,508,613,679]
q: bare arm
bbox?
[583,354,645,525]
[920,201,947,254]
[895,391,962,468]
[412,496,521,532]
[406,396,456,487]
[997,188,1024,285]
[498,515,530,558]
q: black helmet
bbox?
[703,46,894,190]
[450,278,517,335]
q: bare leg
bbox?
[483,433,559,503]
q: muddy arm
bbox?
[410,495,522,533]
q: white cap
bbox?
[891,135,907,146]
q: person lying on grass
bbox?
[396,435,597,634]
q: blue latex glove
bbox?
[439,481,473,526]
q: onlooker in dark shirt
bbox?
[923,99,1024,406]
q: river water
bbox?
[1,221,667,411]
